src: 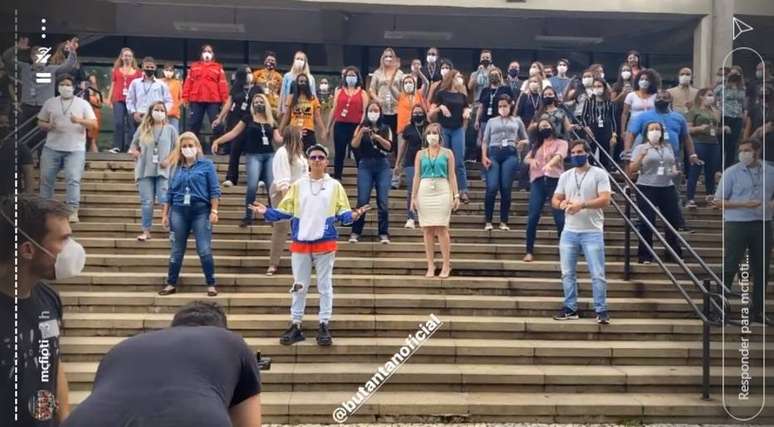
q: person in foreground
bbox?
[1,195,86,426]
[551,140,612,324]
[62,301,262,427]
[250,144,367,346]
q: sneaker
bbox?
[484,223,493,231]
[222,180,234,188]
[348,234,359,243]
[404,219,416,229]
[685,200,697,209]
[316,322,333,346]
[258,181,266,193]
[596,311,610,325]
[107,148,120,154]
[379,235,390,244]
[499,223,510,231]
[68,210,79,223]
[553,307,579,321]
[279,323,305,345]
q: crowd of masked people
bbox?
[1,38,772,353]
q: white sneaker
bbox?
[258,181,266,193]
[107,148,120,154]
[685,200,697,209]
[348,234,359,243]
[379,235,391,244]
[404,219,416,229]
[222,180,234,188]
[68,210,79,223]
[499,223,510,231]
[484,223,493,231]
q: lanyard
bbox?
[141,80,154,97]
[573,168,589,194]
[60,98,74,116]
[744,166,762,195]
[648,142,665,164]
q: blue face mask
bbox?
[570,154,588,167]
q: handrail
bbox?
[1,114,40,143]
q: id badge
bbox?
[122,88,128,97]
[241,102,248,111]
[710,127,716,136]
[183,189,191,206]
[487,107,493,116]
[39,319,60,339]
[262,136,270,146]
[657,166,665,176]
[341,109,348,117]
[152,154,159,164]
[598,117,604,128]
[663,132,670,141]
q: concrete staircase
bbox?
[51,154,772,424]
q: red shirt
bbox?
[182,61,229,103]
[111,68,142,103]
[333,88,364,124]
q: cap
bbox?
[305,144,329,157]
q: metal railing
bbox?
[565,122,728,400]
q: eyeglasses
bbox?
[309,155,327,161]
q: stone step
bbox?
[61,336,770,366]
[65,389,772,424]
[63,361,772,393]
[60,312,767,341]
[60,291,769,321]
[56,272,708,299]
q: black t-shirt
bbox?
[478,86,514,123]
[401,123,425,168]
[433,90,466,130]
[421,64,442,88]
[1,283,63,427]
[357,124,392,160]
[239,114,275,154]
[227,86,260,130]
[0,141,33,197]
[62,326,261,427]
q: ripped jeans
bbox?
[290,251,335,324]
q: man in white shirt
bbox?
[551,140,612,324]
[37,74,97,223]
[126,56,173,124]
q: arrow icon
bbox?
[732,17,753,41]
[35,47,51,65]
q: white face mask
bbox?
[529,83,539,92]
[704,96,715,105]
[426,134,440,146]
[59,85,74,98]
[621,71,632,80]
[181,147,197,159]
[593,88,604,97]
[51,238,86,280]
[202,52,213,61]
[404,83,415,93]
[557,65,568,75]
[320,83,329,92]
[739,151,755,166]
[581,77,593,88]
[529,67,539,76]
[440,68,449,77]
[498,107,510,117]
[679,75,691,85]
[647,130,662,144]
[294,59,305,69]
[163,70,174,79]
[639,79,650,89]
[152,110,166,122]
[367,111,380,123]
[426,55,437,64]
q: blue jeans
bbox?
[484,146,520,223]
[559,230,608,313]
[187,102,221,142]
[39,147,85,209]
[526,176,565,254]
[167,202,215,286]
[290,251,335,323]
[404,166,416,221]
[138,176,168,230]
[352,157,391,236]
[112,101,136,152]
[244,153,274,220]
[687,142,720,200]
[442,126,468,193]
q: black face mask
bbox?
[412,114,425,125]
[538,128,553,139]
[543,96,555,105]
[254,104,266,113]
[144,69,155,77]
[655,100,670,112]
[481,59,491,67]
[297,82,309,90]
[508,69,519,78]
[489,75,501,85]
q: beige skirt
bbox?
[416,177,452,227]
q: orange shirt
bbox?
[253,68,283,95]
[397,92,425,132]
[163,78,183,119]
[289,97,321,130]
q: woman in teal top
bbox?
[410,122,460,278]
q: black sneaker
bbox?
[553,307,579,321]
[316,322,333,346]
[279,323,305,345]
[596,311,610,325]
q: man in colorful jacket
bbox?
[250,144,368,346]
